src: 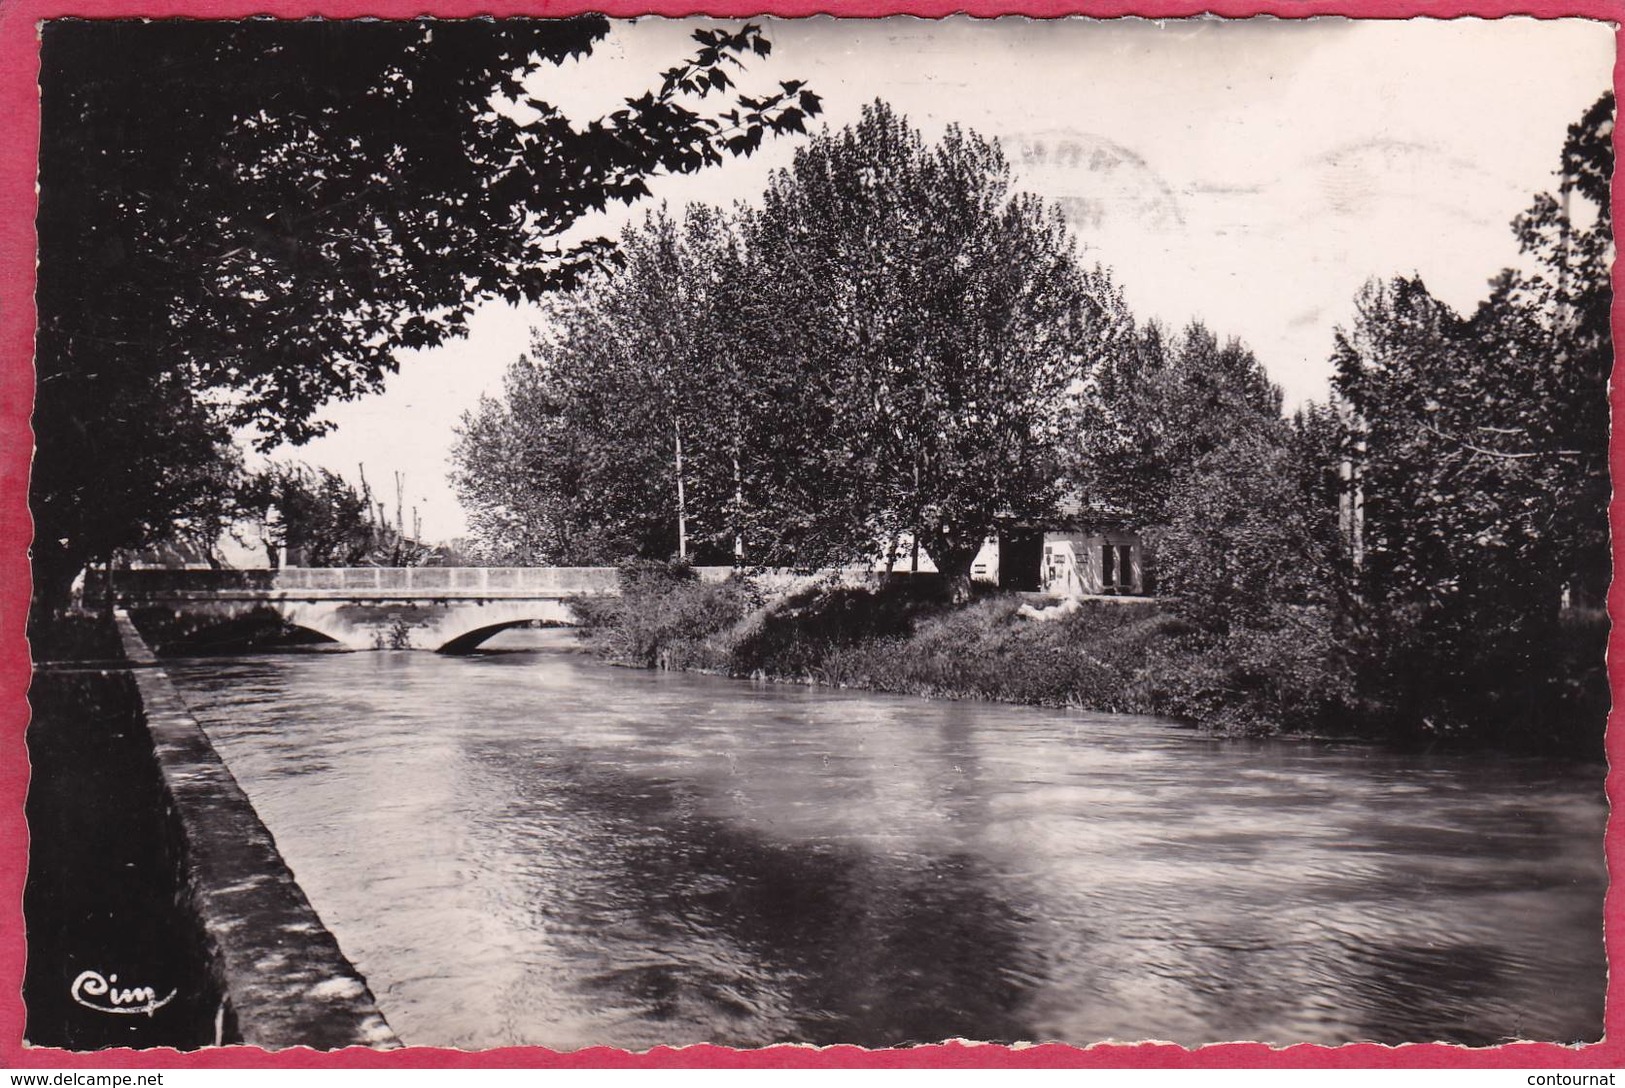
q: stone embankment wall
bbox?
[112,613,400,1050]
[26,663,223,1048]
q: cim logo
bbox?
[69,970,176,1017]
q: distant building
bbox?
[1038,528,1143,596]
[117,541,219,571]
[971,498,1146,597]
[870,531,940,574]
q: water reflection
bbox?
[166,639,1606,1050]
[469,753,1042,1047]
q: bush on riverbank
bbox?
[580,568,1183,713]
[1139,605,1354,737]
[572,559,759,669]
[577,563,1605,753]
[754,589,1174,709]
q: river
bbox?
[164,633,1607,1051]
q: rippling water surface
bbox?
[166,633,1606,1050]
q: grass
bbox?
[578,567,1180,715]
[566,562,1609,756]
[766,591,1173,710]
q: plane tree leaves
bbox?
[455,103,1123,595]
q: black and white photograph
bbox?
[22,13,1614,1055]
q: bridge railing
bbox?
[269,567,621,593]
[89,566,623,599]
[87,564,895,603]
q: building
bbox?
[1037,528,1143,596]
[970,500,1146,597]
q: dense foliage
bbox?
[577,567,1173,711]
[33,18,814,605]
[456,102,1130,596]
[1325,94,1613,748]
[1070,321,1284,532]
[553,93,1611,754]
[238,462,432,568]
[571,560,758,669]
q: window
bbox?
[1101,543,1135,592]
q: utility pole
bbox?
[395,472,406,567]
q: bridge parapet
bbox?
[92,566,621,601]
[270,566,621,595]
[94,564,888,652]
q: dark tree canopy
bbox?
[32,17,817,603]
[1069,319,1284,530]
[1325,92,1614,745]
[455,103,1121,592]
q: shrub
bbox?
[578,563,1361,738]
[727,577,940,679]
[731,584,1174,710]
[1144,604,1353,736]
[575,558,758,669]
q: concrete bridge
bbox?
[94,566,660,654]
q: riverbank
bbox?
[719,586,1171,714]
[26,612,226,1048]
[575,563,1191,717]
[24,609,399,1050]
[26,663,221,1047]
[571,562,1609,758]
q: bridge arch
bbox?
[436,620,559,655]
[126,604,344,655]
[430,600,582,654]
[103,567,617,652]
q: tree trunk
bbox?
[934,534,981,604]
[731,417,744,568]
[883,531,901,577]
[909,457,921,574]
[673,418,689,562]
[30,537,86,615]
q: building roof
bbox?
[994,492,1138,531]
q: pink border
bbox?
[1,0,1619,1069]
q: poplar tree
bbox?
[458,103,1117,592]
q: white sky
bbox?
[270,16,1616,543]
